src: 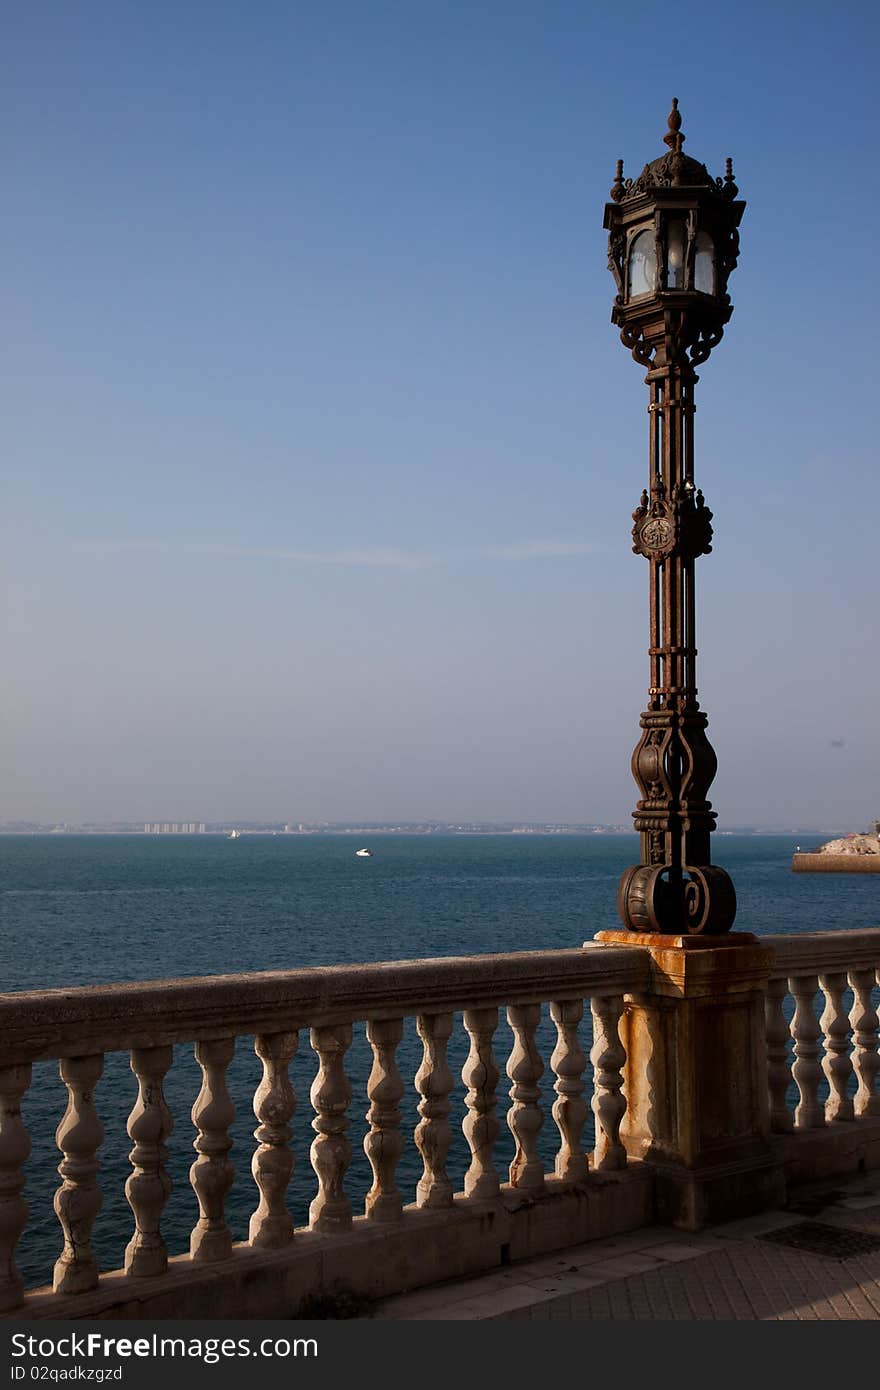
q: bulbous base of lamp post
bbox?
[617,861,737,935]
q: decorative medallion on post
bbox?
[604,100,745,936]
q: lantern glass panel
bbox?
[666,220,686,289]
[694,230,715,294]
[628,230,656,299]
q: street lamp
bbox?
[604,100,745,935]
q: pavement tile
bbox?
[711,1211,804,1238]
[503,1255,588,1279]
[522,1276,582,1295]
[648,1241,722,1262]
[791,1302,819,1319]
[577,1252,666,1276]
[558,1259,632,1283]
[372,1289,461,1319]
[396,1302,485,1321]
[428,1271,516,1298]
[455,1283,555,1318]
[563,1229,681,1262]
[822,1210,880,1234]
[523,1271,613,1294]
[582,1287,612,1318]
[827,1291,860,1319]
[854,1282,880,1316]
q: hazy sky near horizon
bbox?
[3,1,877,831]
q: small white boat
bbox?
[355,847,372,857]
[228,829,241,840]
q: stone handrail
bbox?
[763,928,880,1134]
[0,948,647,1062]
[0,945,649,1314]
[766,929,880,979]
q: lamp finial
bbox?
[663,97,684,153]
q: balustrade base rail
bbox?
[7,1172,654,1322]
[772,1117,880,1189]
[13,1124,880,1322]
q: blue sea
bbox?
[2,832,877,1292]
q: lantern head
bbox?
[604,99,745,369]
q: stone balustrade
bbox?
[2,929,879,1321]
[765,931,880,1143]
[0,946,647,1320]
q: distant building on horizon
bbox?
[144,822,206,834]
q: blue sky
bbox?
[3,1,877,829]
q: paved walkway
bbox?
[374,1174,880,1320]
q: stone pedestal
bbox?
[589,931,786,1230]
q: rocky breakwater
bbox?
[793,826,880,873]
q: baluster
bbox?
[506,1003,545,1192]
[189,1038,235,1262]
[124,1046,173,1276]
[765,978,794,1132]
[249,1032,297,1248]
[0,1063,31,1312]
[53,1054,104,1294]
[549,1000,588,1182]
[308,1024,352,1232]
[461,1008,500,1199]
[849,968,880,1117]
[590,995,627,1171]
[789,976,824,1129]
[364,1018,404,1221]
[819,973,854,1122]
[414,1012,454,1209]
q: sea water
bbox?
[2,833,877,1289]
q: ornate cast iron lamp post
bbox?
[604,100,745,935]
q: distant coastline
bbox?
[2,820,632,836]
[0,820,847,837]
